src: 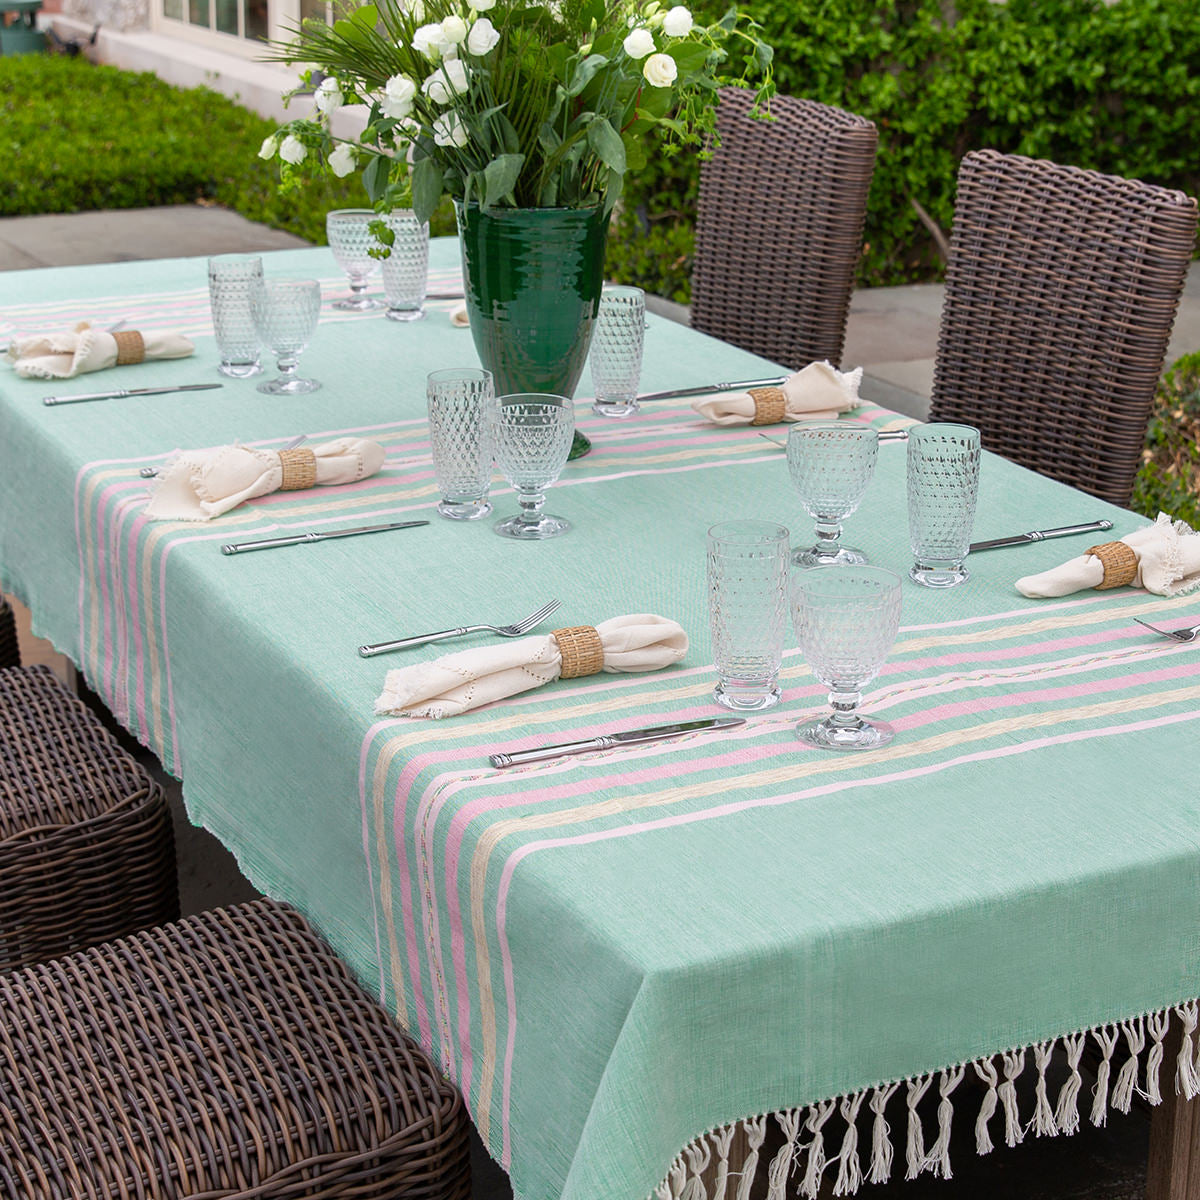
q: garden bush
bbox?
[0,54,369,243]
[1133,352,1200,528]
[608,0,1200,299]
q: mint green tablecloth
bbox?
[2,245,1199,1200]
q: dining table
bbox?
[2,240,1200,1200]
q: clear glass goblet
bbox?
[490,393,575,540]
[791,564,903,751]
[786,421,878,566]
[252,279,322,396]
[326,209,384,312]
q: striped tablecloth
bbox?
[2,245,1199,1200]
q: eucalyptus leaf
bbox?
[566,54,608,98]
[362,153,389,203]
[410,155,444,226]
[587,117,625,174]
[483,154,524,209]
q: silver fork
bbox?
[1133,617,1200,643]
[358,598,562,658]
[140,433,308,479]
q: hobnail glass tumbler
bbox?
[427,368,495,521]
[791,564,902,751]
[786,421,878,566]
[326,209,384,311]
[382,211,430,322]
[907,422,981,588]
[589,285,646,418]
[208,254,263,378]
[252,279,322,396]
[490,393,575,540]
[706,520,790,711]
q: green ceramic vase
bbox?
[456,203,611,458]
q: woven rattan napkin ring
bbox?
[553,626,604,679]
[749,387,787,426]
[278,447,318,492]
[1086,541,1138,589]
[112,330,146,365]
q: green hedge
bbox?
[1133,352,1200,528]
[0,54,366,243]
[608,0,1200,299]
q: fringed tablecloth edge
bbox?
[649,996,1200,1200]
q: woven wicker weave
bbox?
[691,88,878,370]
[0,664,179,972]
[930,150,1198,507]
[0,596,17,670]
[0,898,472,1200]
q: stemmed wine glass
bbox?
[490,393,575,539]
[251,279,322,396]
[326,209,384,311]
[791,564,902,751]
[786,422,878,565]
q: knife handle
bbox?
[44,390,127,406]
[490,736,611,768]
[1035,520,1114,540]
[222,533,316,554]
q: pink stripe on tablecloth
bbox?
[358,722,394,1006]
[127,510,153,736]
[491,704,1200,1158]
[392,766,435,1055]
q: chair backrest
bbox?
[690,88,878,370]
[929,149,1198,507]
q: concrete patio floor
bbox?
[0,204,1173,1200]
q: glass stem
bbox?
[827,688,864,728]
[814,517,842,551]
[276,355,298,379]
[518,488,546,524]
[349,276,367,296]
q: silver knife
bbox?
[636,376,788,403]
[44,383,223,406]
[488,716,746,769]
[969,519,1114,553]
[221,519,429,555]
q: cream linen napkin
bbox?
[1016,514,1200,597]
[450,304,470,328]
[144,437,387,522]
[5,322,194,379]
[691,361,862,426]
[374,614,688,718]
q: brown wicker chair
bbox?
[0,596,17,670]
[690,87,878,369]
[0,898,472,1200]
[0,663,179,972]
[929,149,1198,507]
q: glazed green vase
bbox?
[456,203,611,457]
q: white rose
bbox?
[258,134,279,160]
[422,58,468,104]
[433,111,468,147]
[315,76,344,114]
[466,16,499,54]
[662,5,692,36]
[382,73,417,118]
[440,14,468,43]
[642,51,677,87]
[412,21,449,56]
[472,0,495,9]
[328,142,358,177]
[622,27,655,59]
[279,134,307,164]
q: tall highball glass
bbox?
[207,254,263,378]
[427,367,494,521]
[907,422,981,588]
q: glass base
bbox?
[256,376,322,395]
[332,295,384,311]
[910,562,969,588]
[437,497,492,521]
[792,544,868,567]
[218,360,263,378]
[386,306,426,322]
[592,398,639,419]
[493,513,571,540]
[713,680,781,711]
[796,714,894,751]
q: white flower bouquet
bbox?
[260,0,773,223]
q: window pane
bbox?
[245,0,267,40]
[300,0,329,24]
[163,0,182,19]
[188,0,209,26]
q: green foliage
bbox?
[609,0,1200,295]
[0,54,368,243]
[1133,352,1200,529]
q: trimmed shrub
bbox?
[1134,353,1200,528]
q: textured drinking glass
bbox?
[706,521,790,711]
[907,422,981,588]
[490,393,575,539]
[207,254,263,378]
[787,421,878,566]
[326,209,384,311]
[589,285,646,418]
[791,565,903,751]
[382,211,430,322]
[252,279,322,396]
[427,368,495,521]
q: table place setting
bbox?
[6,320,195,381]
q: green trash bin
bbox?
[0,0,45,54]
